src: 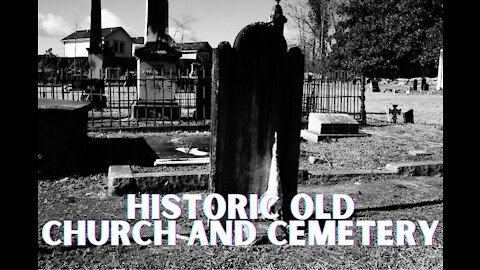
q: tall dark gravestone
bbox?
[85,0,106,109]
[210,1,304,223]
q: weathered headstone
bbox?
[210,0,304,223]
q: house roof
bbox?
[176,42,212,51]
[61,27,131,41]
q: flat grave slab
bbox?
[307,113,359,135]
[38,98,93,111]
[301,129,369,143]
[385,160,443,176]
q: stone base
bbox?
[307,113,359,135]
[107,166,404,196]
[385,160,443,176]
[107,165,209,196]
[107,165,135,196]
[154,157,210,166]
[301,129,369,143]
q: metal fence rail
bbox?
[38,69,365,130]
[38,73,212,131]
[302,71,366,124]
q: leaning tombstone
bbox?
[210,0,304,226]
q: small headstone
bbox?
[421,77,428,91]
[413,79,418,90]
[371,79,380,92]
[403,109,414,123]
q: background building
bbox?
[62,27,134,58]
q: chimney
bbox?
[144,0,169,43]
[89,0,102,54]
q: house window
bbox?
[113,40,125,54]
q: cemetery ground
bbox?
[38,90,443,269]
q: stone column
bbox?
[144,0,169,43]
[89,0,102,54]
[88,0,103,79]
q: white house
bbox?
[131,37,144,57]
[61,27,133,58]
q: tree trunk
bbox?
[319,8,325,74]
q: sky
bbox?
[38,0,300,56]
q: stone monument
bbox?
[132,0,183,119]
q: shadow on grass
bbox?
[83,137,159,174]
[38,137,159,180]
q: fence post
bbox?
[360,74,367,125]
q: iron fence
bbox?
[38,68,365,130]
[302,70,366,124]
[38,70,212,131]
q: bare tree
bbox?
[170,12,200,45]
[284,0,343,73]
[284,0,319,72]
[308,0,345,71]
